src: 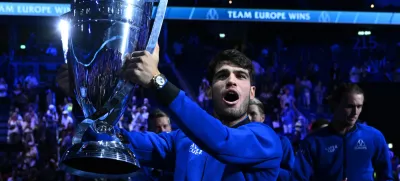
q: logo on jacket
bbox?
[354,139,367,150]
[325,145,338,153]
[189,143,203,155]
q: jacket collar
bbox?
[328,122,359,135]
[231,116,250,128]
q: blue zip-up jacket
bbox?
[124,82,283,180]
[86,82,283,180]
[278,136,295,181]
[292,123,393,181]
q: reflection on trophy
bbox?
[58,0,168,178]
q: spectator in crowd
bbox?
[248,98,265,123]
[349,63,363,83]
[59,129,73,159]
[7,112,21,144]
[294,115,307,141]
[24,73,38,90]
[330,62,340,82]
[23,141,38,169]
[313,81,326,112]
[23,105,38,130]
[143,97,151,109]
[45,105,59,123]
[281,103,296,135]
[45,88,55,108]
[14,75,25,86]
[60,111,73,130]
[198,78,210,110]
[148,109,172,133]
[129,95,137,108]
[45,43,57,56]
[0,77,8,98]
[12,83,28,112]
[300,76,312,109]
[280,87,295,109]
[129,105,139,131]
[130,106,149,132]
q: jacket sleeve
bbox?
[277,136,295,180]
[120,129,177,169]
[292,139,314,181]
[154,82,282,168]
[373,131,393,181]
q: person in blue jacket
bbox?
[248,98,295,181]
[122,46,283,180]
[134,109,174,181]
[292,83,393,181]
[58,46,283,180]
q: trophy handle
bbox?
[145,0,168,54]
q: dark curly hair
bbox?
[206,49,255,85]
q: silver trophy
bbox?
[58,0,168,178]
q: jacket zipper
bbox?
[201,155,209,181]
[342,135,347,180]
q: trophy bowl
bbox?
[58,0,168,178]
[61,141,138,177]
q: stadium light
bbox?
[58,19,70,63]
[358,31,371,36]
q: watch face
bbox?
[155,76,166,85]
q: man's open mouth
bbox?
[223,90,239,104]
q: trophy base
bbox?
[60,141,140,179]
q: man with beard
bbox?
[292,84,392,181]
[57,46,283,180]
[248,98,295,181]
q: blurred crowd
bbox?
[0,72,159,180]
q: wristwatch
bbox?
[151,73,168,89]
